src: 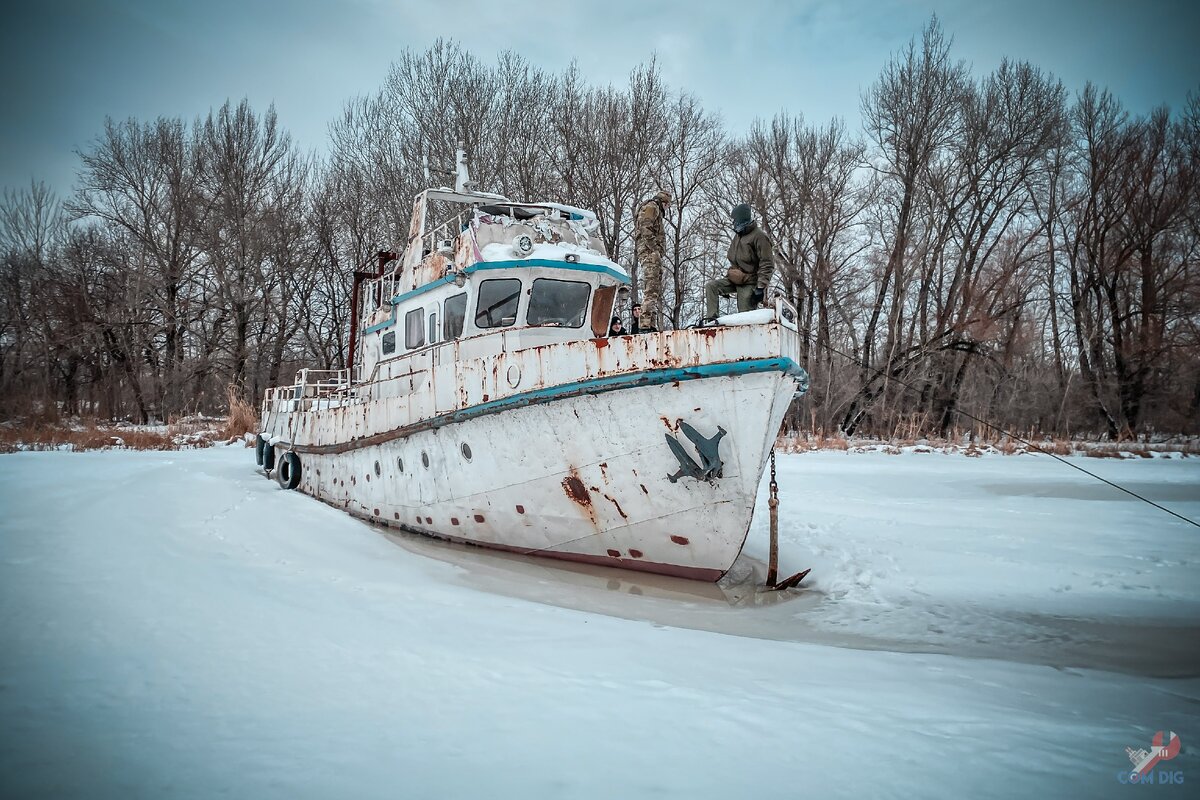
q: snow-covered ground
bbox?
[1,446,1197,798]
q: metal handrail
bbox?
[421,211,467,255]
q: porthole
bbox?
[461,442,472,461]
[421,451,430,468]
[397,457,404,472]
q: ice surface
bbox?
[1,447,1197,798]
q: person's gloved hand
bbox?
[750,287,765,307]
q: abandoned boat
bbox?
[257,151,808,581]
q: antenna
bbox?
[455,142,472,193]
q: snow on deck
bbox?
[479,241,625,273]
[1,447,1197,798]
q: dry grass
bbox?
[0,385,258,453]
[777,430,1199,458]
[219,384,258,442]
[0,420,179,453]
[775,430,850,452]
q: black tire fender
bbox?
[277,451,301,490]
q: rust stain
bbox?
[606,549,620,557]
[670,535,690,545]
[474,514,485,523]
[629,549,643,559]
[602,493,628,519]
[593,337,609,348]
[515,504,525,514]
[562,474,591,506]
[562,469,599,526]
[424,516,433,525]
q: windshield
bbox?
[527,279,590,328]
[474,278,522,329]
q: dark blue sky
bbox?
[2,0,1198,197]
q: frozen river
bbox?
[1,445,1197,798]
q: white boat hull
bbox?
[280,369,794,580]
[261,323,806,581]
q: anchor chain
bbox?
[767,449,780,586]
[765,447,811,591]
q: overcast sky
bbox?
[2,0,1198,196]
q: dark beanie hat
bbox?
[731,203,752,228]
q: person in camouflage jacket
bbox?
[634,188,671,331]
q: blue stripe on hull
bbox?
[444,357,806,427]
[284,356,807,456]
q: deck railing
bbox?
[263,367,359,413]
[421,211,469,258]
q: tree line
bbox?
[2,20,1197,438]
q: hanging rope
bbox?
[824,344,1200,529]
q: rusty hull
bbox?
[260,324,803,580]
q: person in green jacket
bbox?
[702,203,774,324]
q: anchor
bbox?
[764,448,811,591]
[665,422,726,483]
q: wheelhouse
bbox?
[352,183,629,381]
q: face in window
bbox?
[527,279,591,328]
[475,279,522,329]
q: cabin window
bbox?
[405,308,425,349]
[528,278,590,328]
[428,312,439,344]
[381,331,396,355]
[445,293,467,338]
[475,278,522,329]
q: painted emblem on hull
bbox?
[665,422,727,483]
